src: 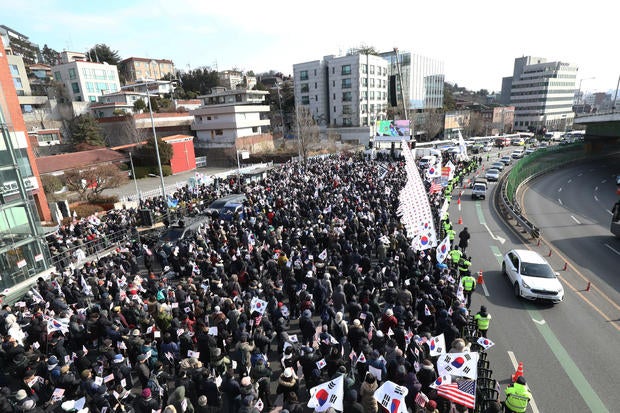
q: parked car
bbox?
[485,168,500,181]
[502,249,564,303]
[524,148,536,156]
[500,156,512,165]
[206,194,247,221]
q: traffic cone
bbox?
[477,270,484,285]
[512,362,524,382]
[458,216,463,225]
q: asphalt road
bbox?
[452,147,620,412]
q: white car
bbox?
[485,168,500,181]
[502,249,564,303]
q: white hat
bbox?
[283,367,294,378]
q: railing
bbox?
[47,226,138,271]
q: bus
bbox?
[612,201,620,238]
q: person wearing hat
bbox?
[298,309,316,347]
[14,389,38,412]
[46,355,61,385]
[474,305,492,337]
[135,353,151,388]
[276,367,298,405]
[347,318,366,353]
[135,387,160,413]
[504,376,532,413]
[55,363,81,398]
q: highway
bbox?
[450,147,620,412]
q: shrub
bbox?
[90,195,119,204]
[133,166,150,179]
[72,203,104,218]
[41,175,63,194]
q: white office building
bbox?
[52,59,120,103]
[501,56,578,132]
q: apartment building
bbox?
[190,87,271,151]
[52,58,121,102]
[0,25,41,65]
[119,57,175,83]
[501,56,578,132]
[293,53,389,129]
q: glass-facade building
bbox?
[0,69,50,290]
[380,51,445,110]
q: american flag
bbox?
[430,182,443,194]
[414,391,429,407]
[436,379,476,409]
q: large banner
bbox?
[376,120,410,137]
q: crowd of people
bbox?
[0,151,528,413]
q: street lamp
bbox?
[144,78,167,200]
[128,152,140,201]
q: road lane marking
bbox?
[570,215,581,224]
[567,179,572,184]
[594,195,598,202]
[558,198,563,205]
[595,186,598,191]
[532,318,546,325]
[558,187,563,192]
[558,276,620,332]
[507,351,540,413]
[524,304,609,412]
[604,243,620,256]
[577,173,583,177]
[601,179,607,183]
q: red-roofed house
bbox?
[36,148,127,176]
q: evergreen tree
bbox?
[70,114,106,147]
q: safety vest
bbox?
[449,249,462,264]
[447,229,456,241]
[461,275,476,292]
[474,313,491,330]
[458,258,471,272]
[505,383,531,413]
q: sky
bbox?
[3,0,619,94]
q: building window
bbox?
[361,91,368,100]
[370,91,375,100]
[69,68,76,80]
[54,71,62,81]
[89,96,97,102]
[314,69,317,76]
[370,65,375,74]
[343,92,352,102]
[215,130,223,135]
[9,64,19,76]
[342,105,352,115]
[362,64,367,74]
[341,65,351,75]
[301,96,310,105]
[343,118,352,126]
[300,83,309,93]
[252,127,258,133]
[314,82,317,89]
[370,78,375,87]
[361,78,367,87]
[300,70,308,81]
[315,95,318,102]
[342,78,351,89]
[71,82,80,94]
[13,77,23,90]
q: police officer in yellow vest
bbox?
[474,305,491,337]
[460,263,476,308]
[448,247,462,270]
[504,376,532,413]
[447,227,456,243]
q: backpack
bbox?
[147,373,163,399]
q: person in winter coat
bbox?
[331,311,348,343]
[276,367,299,404]
[134,388,160,413]
[360,372,378,413]
[417,359,438,396]
[298,309,316,346]
[167,385,194,413]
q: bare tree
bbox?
[421,109,444,141]
[295,106,320,163]
[64,164,127,201]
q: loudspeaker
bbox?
[139,209,154,227]
[389,75,398,107]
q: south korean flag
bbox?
[373,380,409,413]
[307,375,344,412]
[437,352,479,380]
[427,333,446,356]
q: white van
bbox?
[419,155,437,169]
